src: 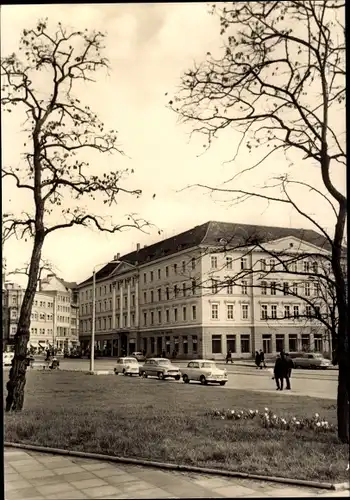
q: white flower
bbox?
[249,409,254,414]
[237,414,241,419]
[296,421,300,425]
[316,422,321,427]
[264,407,269,412]
[281,419,286,424]
[292,417,296,421]
[255,410,259,414]
[231,410,235,414]
[314,413,319,418]
[221,416,225,419]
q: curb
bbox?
[4,442,349,491]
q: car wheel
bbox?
[141,371,148,378]
[183,374,190,384]
[200,375,207,385]
[219,381,226,386]
[158,372,165,380]
[175,375,180,381]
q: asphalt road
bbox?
[47,358,337,400]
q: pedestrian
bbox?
[255,351,261,369]
[284,352,294,390]
[259,349,266,369]
[273,354,283,390]
[275,351,289,390]
[45,348,50,361]
[142,349,146,358]
[226,349,233,364]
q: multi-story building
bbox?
[78,221,333,359]
[3,274,79,351]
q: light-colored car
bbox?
[114,357,140,376]
[180,360,228,386]
[139,358,181,380]
[3,351,14,366]
[293,353,331,370]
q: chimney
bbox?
[114,253,120,260]
[136,243,140,251]
[144,245,147,249]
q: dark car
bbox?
[131,351,146,362]
[139,358,181,380]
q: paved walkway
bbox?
[4,448,348,499]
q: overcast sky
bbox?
[1,3,345,285]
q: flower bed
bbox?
[207,407,333,432]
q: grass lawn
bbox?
[4,370,349,482]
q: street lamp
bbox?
[90,257,121,372]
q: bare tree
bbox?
[171,2,348,442]
[1,19,151,411]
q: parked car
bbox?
[114,357,140,376]
[292,352,331,370]
[131,351,146,362]
[180,360,228,385]
[139,358,181,380]
[3,351,14,366]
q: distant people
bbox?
[259,349,266,369]
[273,354,283,390]
[255,351,261,369]
[226,349,233,364]
[142,349,146,357]
[284,352,294,390]
[45,348,50,361]
[172,349,177,359]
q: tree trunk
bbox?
[337,362,349,444]
[6,234,44,412]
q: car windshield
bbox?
[201,362,216,369]
[124,358,137,364]
[157,360,171,366]
[313,354,323,358]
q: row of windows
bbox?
[143,305,197,326]
[142,335,198,355]
[212,334,251,354]
[143,258,197,284]
[57,305,70,312]
[210,255,322,274]
[29,328,53,336]
[261,281,319,296]
[211,303,249,320]
[260,304,321,320]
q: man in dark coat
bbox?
[284,352,294,390]
[259,349,266,369]
[274,352,289,390]
[255,351,261,369]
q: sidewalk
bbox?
[5,447,348,499]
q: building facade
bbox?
[78,221,332,359]
[3,274,79,351]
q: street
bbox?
[47,358,338,400]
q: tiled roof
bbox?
[77,220,330,287]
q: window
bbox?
[226,334,236,353]
[242,304,249,320]
[165,266,169,277]
[303,261,310,272]
[240,257,247,270]
[226,256,233,269]
[261,281,267,295]
[211,303,219,320]
[260,259,266,271]
[292,283,298,295]
[182,261,186,273]
[276,334,285,353]
[301,334,310,350]
[143,273,147,284]
[174,308,178,322]
[271,305,277,319]
[284,305,291,318]
[293,305,299,318]
[314,334,323,352]
[192,305,197,320]
[305,305,312,317]
[261,305,268,320]
[173,263,178,275]
[150,337,155,353]
[240,334,250,353]
[263,334,272,353]
[166,310,170,323]
[313,283,319,296]
[269,259,275,271]
[174,285,178,298]
[143,312,147,326]
[304,282,310,296]
[158,310,162,324]
[270,282,276,295]
[12,296,17,305]
[150,271,154,282]
[283,282,289,295]
[183,336,188,354]
[289,334,298,352]
[227,304,234,320]
[241,281,248,295]
[312,262,318,274]
[143,338,148,353]
[166,287,170,300]
[150,311,154,325]
[212,335,222,353]
[191,280,196,295]
[149,291,154,303]
[227,283,233,294]
[165,336,171,355]
[157,288,162,301]
[183,283,187,297]
[314,305,321,318]
[191,258,196,270]
[183,306,187,321]
[192,335,198,353]
[211,256,218,269]
[158,269,161,279]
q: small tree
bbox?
[1,19,149,411]
[171,2,348,442]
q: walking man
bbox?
[259,349,266,369]
[255,351,261,369]
[284,352,294,390]
[226,349,233,364]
